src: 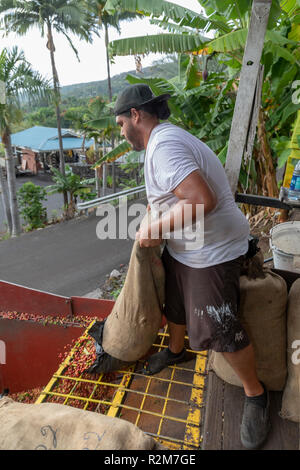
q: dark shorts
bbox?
[161,247,250,353]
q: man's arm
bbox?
[138,170,217,247]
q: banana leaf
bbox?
[207,29,248,53]
[104,0,227,32]
[93,141,132,168]
[109,33,207,56]
[85,116,116,130]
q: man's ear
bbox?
[131,108,141,123]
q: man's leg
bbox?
[222,343,270,450]
[168,321,186,354]
[222,343,263,396]
[142,321,186,375]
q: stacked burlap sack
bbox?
[209,251,300,423]
[280,278,300,422]
[209,251,288,391]
[0,397,165,450]
[87,238,165,373]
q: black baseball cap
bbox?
[114,84,171,116]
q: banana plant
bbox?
[275,110,300,187]
[46,165,96,218]
[103,0,300,198]
[104,1,290,57]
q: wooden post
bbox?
[94,139,101,198]
[102,140,107,197]
[225,0,272,194]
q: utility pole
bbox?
[94,139,101,198]
[102,140,107,197]
[225,0,272,194]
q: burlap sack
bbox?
[87,238,165,373]
[0,397,165,450]
[209,265,288,391]
[280,278,300,422]
[103,240,164,360]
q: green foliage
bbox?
[106,174,113,188]
[17,182,47,230]
[111,286,122,300]
[17,59,179,131]
[109,33,207,56]
[79,188,98,201]
[119,151,144,188]
[24,107,58,128]
[0,47,51,133]
[93,141,132,167]
[0,1,93,54]
[46,165,95,203]
[124,71,235,161]
[104,0,300,197]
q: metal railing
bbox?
[77,185,146,212]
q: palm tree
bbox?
[63,96,114,196]
[0,0,93,207]
[89,2,138,100]
[87,1,140,193]
[0,47,51,236]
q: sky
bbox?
[0,0,203,87]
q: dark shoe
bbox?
[240,382,271,450]
[141,347,186,376]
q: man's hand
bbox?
[136,211,162,247]
[135,227,162,248]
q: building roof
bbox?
[6,126,94,153]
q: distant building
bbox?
[0,126,94,174]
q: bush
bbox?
[17,182,47,230]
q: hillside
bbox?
[60,59,178,100]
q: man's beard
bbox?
[132,141,144,151]
[126,126,144,151]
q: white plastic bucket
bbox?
[270,221,300,273]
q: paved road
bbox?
[0,200,147,297]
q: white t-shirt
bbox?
[144,122,250,268]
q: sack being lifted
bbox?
[0,397,165,450]
[209,252,288,391]
[280,278,300,422]
[87,239,165,374]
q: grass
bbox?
[0,231,11,241]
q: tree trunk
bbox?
[2,128,21,236]
[102,140,107,197]
[105,22,116,193]
[0,163,12,234]
[257,108,279,198]
[94,139,101,197]
[105,23,113,103]
[47,21,68,207]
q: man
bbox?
[114,84,270,450]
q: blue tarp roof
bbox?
[6,126,93,152]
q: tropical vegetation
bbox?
[46,165,97,219]
[1,0,299,237]
[98,0,300,211]
[0,46,51,236]
[17,181,47,231]
[0,0,94,207]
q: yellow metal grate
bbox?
[36,321,208,450]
